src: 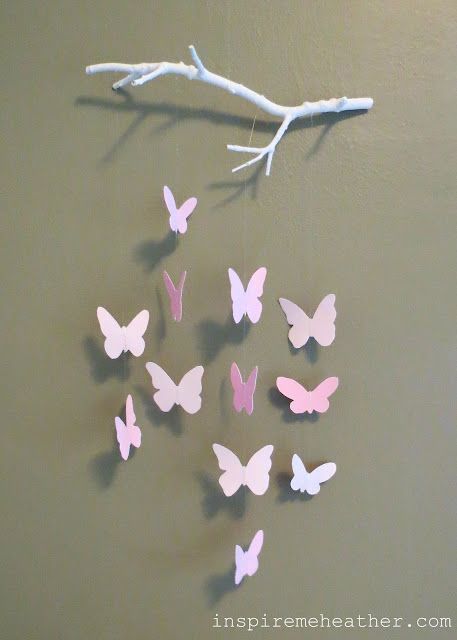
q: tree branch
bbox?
[86,45,374,175]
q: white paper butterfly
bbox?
[290,454,337,495]
[279,294,336,348]
[228,267,267,324]
[145,362,204,414]
[212,444,274,496]
[97,307,149,359]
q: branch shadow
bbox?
[134,230,178,273]
[267,385,320,424]
[196,315,251,365]
[134,384,183,436]
[196,472,247,520]
[207,163,265,209]
[82,336,131,383]
[205,564,237,607]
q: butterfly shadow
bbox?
[196,315,251,365]
[82,336,131,384]
[134,230,178,273]
[134,384,183,436]
[268,386,320,424]
[276,472,314,504]
[205,564,237,607]
[288,338,319,364]
[196,472,248,520]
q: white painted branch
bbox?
[86,45,374,175]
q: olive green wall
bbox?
[1,1,456,639]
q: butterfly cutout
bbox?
[145,362,204,414]
[97,307,149,359]
[228,267,267,324]
[212,444,274,496]
[279,294,336,348]
[115,394,142,461]
[163,185,197,234]
[235,530,264,585]
[230,362,258,415]
[276,376,339,414]
[163,270,186,322]
[290,455,337,495]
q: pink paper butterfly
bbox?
[97,307,149,359]
[230,362,258,415]
[276,376,339,414]
[145,362,204,414]
[279,294,336,348]
[290,455,336,495]
[163,185,197,234]
[228,267,267,324]
[235,530,264,585]
[212,444,274,496]
[163,270,186,322]
[115,394,141,461]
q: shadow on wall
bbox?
[83,336,131,383]
[205,564,237,607]
[268,385,320,424]
[134,384,183,436]
[196,315,251,365]
[196,472,248,520]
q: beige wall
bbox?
[1,1,456,638]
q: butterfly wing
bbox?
[243,366,258,416]
[245,445,274,495]
[307,463,337,495]
[290,453,308,492]
[309,376,339,413]
[115,416,131,461]
[175,197,197,234]
[96,306,124,359]
[276,376,311,414]
[234,545,246,585]
[163,270,186,321]
[228,268,247,323]
[176,365,204,414]
[124,310,149,357]
[230,362,244,413]
[163,185,179,231]
[212,444,244,497]
[245,267,267,323]
[125,394,141,449]
[145,362,178,412]
[310,294,336,346]
[278,297,311,348]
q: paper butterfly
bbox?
[276,376,339,414]
[97,307,149,359]
[279,294,336,348]
[212,444,274,496]
[228,267,267,324]
[163,270,186,322]
[163,185,197,234]
[290,455,337,495]
[235,530,264,585]
[230,362,258,415]
[145,362,204,414]
[115,394,142,461]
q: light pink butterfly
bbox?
[145,362,204,414]
[212,444,274,496]
[228,267,267,324]
[115,394,142,461]
[163,270,186,322]
[230,362,258,415]
[290,455,336,495]
[163,185,197,234]
[276,376,339,414]
[97,307,149,359]
[235,530,264,585]
[279,294,336,348]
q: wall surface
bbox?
[1,2,456,639]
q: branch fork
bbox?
[86,45,373,175]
